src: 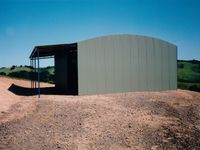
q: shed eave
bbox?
[29,43,77,59]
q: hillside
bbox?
[1,59,200,92]
[0,65,54,84]
[177,60,200,92]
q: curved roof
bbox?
[78,34,176,47]
[29,34,176,58]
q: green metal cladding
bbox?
[77,34,177,95]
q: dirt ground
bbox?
[0,76,52,122]
[0,77,200,150]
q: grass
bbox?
[177,60,200,92]
[177,61,200,83]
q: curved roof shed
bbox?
[30,34,177,95]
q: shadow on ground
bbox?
[8,84,59,96]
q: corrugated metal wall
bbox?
[78,35,177,95]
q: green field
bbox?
[0,60,200,92]
[0,65,54,84]
[177,60,200,92]
[0,66,31,75]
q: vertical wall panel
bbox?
[175,47,178,89]
[145,37,155,91]
[103,37,112,93]
[162,42,170,90]
[110,37,116,93]
[88,41,97,94]
[78,35,177,95]
[113,37,120,92]
[145,37,150,91]
[78,42,88,94]
[152,38,157,91]
[96,38,105,94]
[168,44,173,89]
[130,36,139,91]
[120,35,131,92]
[154,39,162,91]
[161,41,165,90]
[137,36,147,91]
[170,44,177,89]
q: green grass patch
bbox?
[177,61,200,83]
[177,60,200,92]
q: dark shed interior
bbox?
[30,43,78,95]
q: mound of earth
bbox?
[0,77,52,123]
[0,77,200,149]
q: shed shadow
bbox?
[8,84,67,96]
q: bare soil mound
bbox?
[0,77,200,149]
[0,77,52,123]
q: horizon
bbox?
[1,58,200,69]
[0,0,200,67]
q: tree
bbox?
[178,63,184,69]
[0,72,6,76]
[10,65,16,70]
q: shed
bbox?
[30,34,177,96]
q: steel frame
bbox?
[30,48,54,98]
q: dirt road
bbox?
[0,77,200,149]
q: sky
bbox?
[0,0,200,67]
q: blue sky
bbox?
[0,0,200,67]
